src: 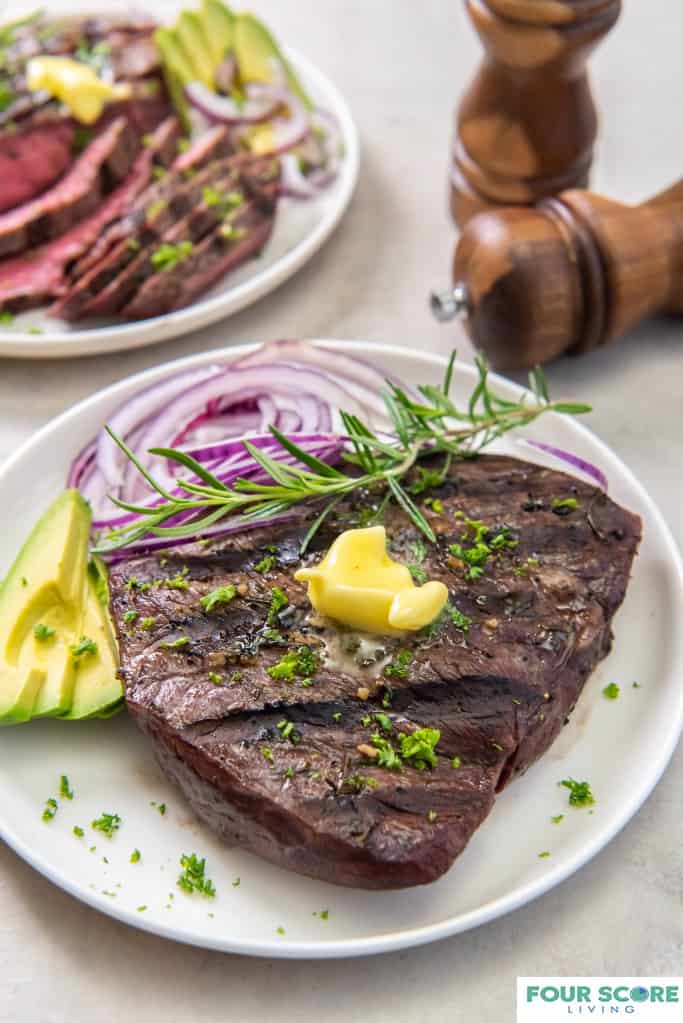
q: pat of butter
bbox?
[26,56,131,125]
[295,526,448,636]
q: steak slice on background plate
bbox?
[0,117,181,313]
[0,117,138,259]
[109,454,641,889]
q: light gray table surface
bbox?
[1,2,682,1020]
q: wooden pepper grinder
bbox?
[431,178,683,369]
[451,0,622,227]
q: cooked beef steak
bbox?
[0,119,75,214]
[109,454,641,889]
[0,117,138,258]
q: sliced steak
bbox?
[110,454,641,888]
[0,117,138,258]
[0,119,75,214]
[0,117,180,313]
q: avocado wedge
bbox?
[0,490,90,723]
[176,10,215,89]
[200,0,235,68]
[62,568,122,721]
[234,12,313,110]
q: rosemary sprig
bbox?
[93,353,590,555]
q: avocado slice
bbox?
[62,568,122,721]
[200,0,235,69]
[155,28,193,130]
[176,11,215,89]
[0,666,45,725]
[0,490,90,723]
[234,12,313,110]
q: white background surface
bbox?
[0,2,682,1021]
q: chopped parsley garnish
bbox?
[146,198,167,220]
[313,909,329,920]
[451,756,461,769]
[369,734,402,770]
[220,223,246,242]
[202,185,244,216]
[200,584,236,612]
[59,775,73,801]
[267,645,317,682]
[130,849,141,863]
[332,711,342,723]
[262,747,275,763]
[449,517,518,582]
[177,853,216,897]
[632,682,641,689]
[159,636,190,650]
[538,851,551,859]
[277,719,299,743]
[560,778,595,808]
[254,552,277,573]
[374,712,392,732]
[151,241,193,272]
[232,877,241,887]
[33,623,55,642]
[384,649,413,678]
[284,767,295,779]
[602,683,620,700]
[408,466,445,495]
[267,586,289,625]
[42,798,58,822]
[91,812,121,838]
[551,814,565,824]
[123,610,138,625]
[424,496,444,514]
[409,539,427,563]
[126,238,141,253]
[0,79,13,114]
[276,926,285,936]
[230,671,243,683]
[360,715,371,727]
[343,774,379,792]
[152,166,167,181]
[408,564,428,584]
[551,497,579,514]
[165,571,189,590]
[137,905,148,913]
[151,802,167,816]
[73,826,84,838]
[140,616,156,630]
[208,671,223,685]
[399,728,441,771]
[0,310,14,325]
[71,636,97,659]
[449,606,472,633]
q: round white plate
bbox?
[0,341,681,958]
[0,38,359,359]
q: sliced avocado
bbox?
[0,666,45,726]
[62,570,122,721]
[0,490,90,723]
[155,28,193,130]
[234,12,313,110]
[200,0,235,69]
[176,11,215,89]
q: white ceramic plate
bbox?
[0,42,359,359]
[0,341,681,959]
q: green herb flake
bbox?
[200,584,237,612]
[73,825,84,838]
[177,853,216,898]
[374,712,392,732]
[42,798,58,823]
[71,636,98,659]
[276,926,285,936]
[262,747,275,764]
[277,719,295,741]
[156,803,167,816]
[159,636,190,650]
[560,778,595,808]
[399,728,441,771]
[123,610,138,625]
[208,671,223,686]
[267,586,289,626]
[538,851,551,859]
[632,682,641,689]
[551,497,579,513]
[91,812,121,838]
[551,814,565,825]
[449,606,472,633]
[369,734,402,771]
[602,682,620,700]
[220,223,246,242]
[126,238,141,253]
[146,198,167,220]
[254,552,277,574]
[130,848,141,863]
[267,645,317,682]
[408,564,428,584]
[343,774,378,792]
[230,671,243,683]
[451,756,461,769]
[176,137,190,153]
[151,241,193,272]
[137,905,148,913]
[140,616,156,631]
[360,715,371,727]
[385,649,413,679]
[33,623,55,642]
[0,310,14,325]
[232,877,241,887]
[332,711,342,723]
[165,571,189,590]
[59,775,73,800]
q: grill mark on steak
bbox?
[0,117,138,259]
[0,117,181,313]
[110,454,641,888]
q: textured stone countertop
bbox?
[0,1,681,1020]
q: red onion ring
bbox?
[185,80,282,125]
[522,439,608,491]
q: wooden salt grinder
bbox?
[451,0,622,228]
[432,178,683,369]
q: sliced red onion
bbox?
[522,440,608,491]
[185,80,281,124]
[214,55,237,94]
[234,90,310,155]
[279,153,318,199]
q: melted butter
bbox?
[295,526,448,636]
[26,57,131,124]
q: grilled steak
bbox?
[0,117,138,258]
[0,117,180,313]
[109,454,641,889]
[0,119,75,214]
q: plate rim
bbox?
[0,49,360,359]
[1,339,682,959]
